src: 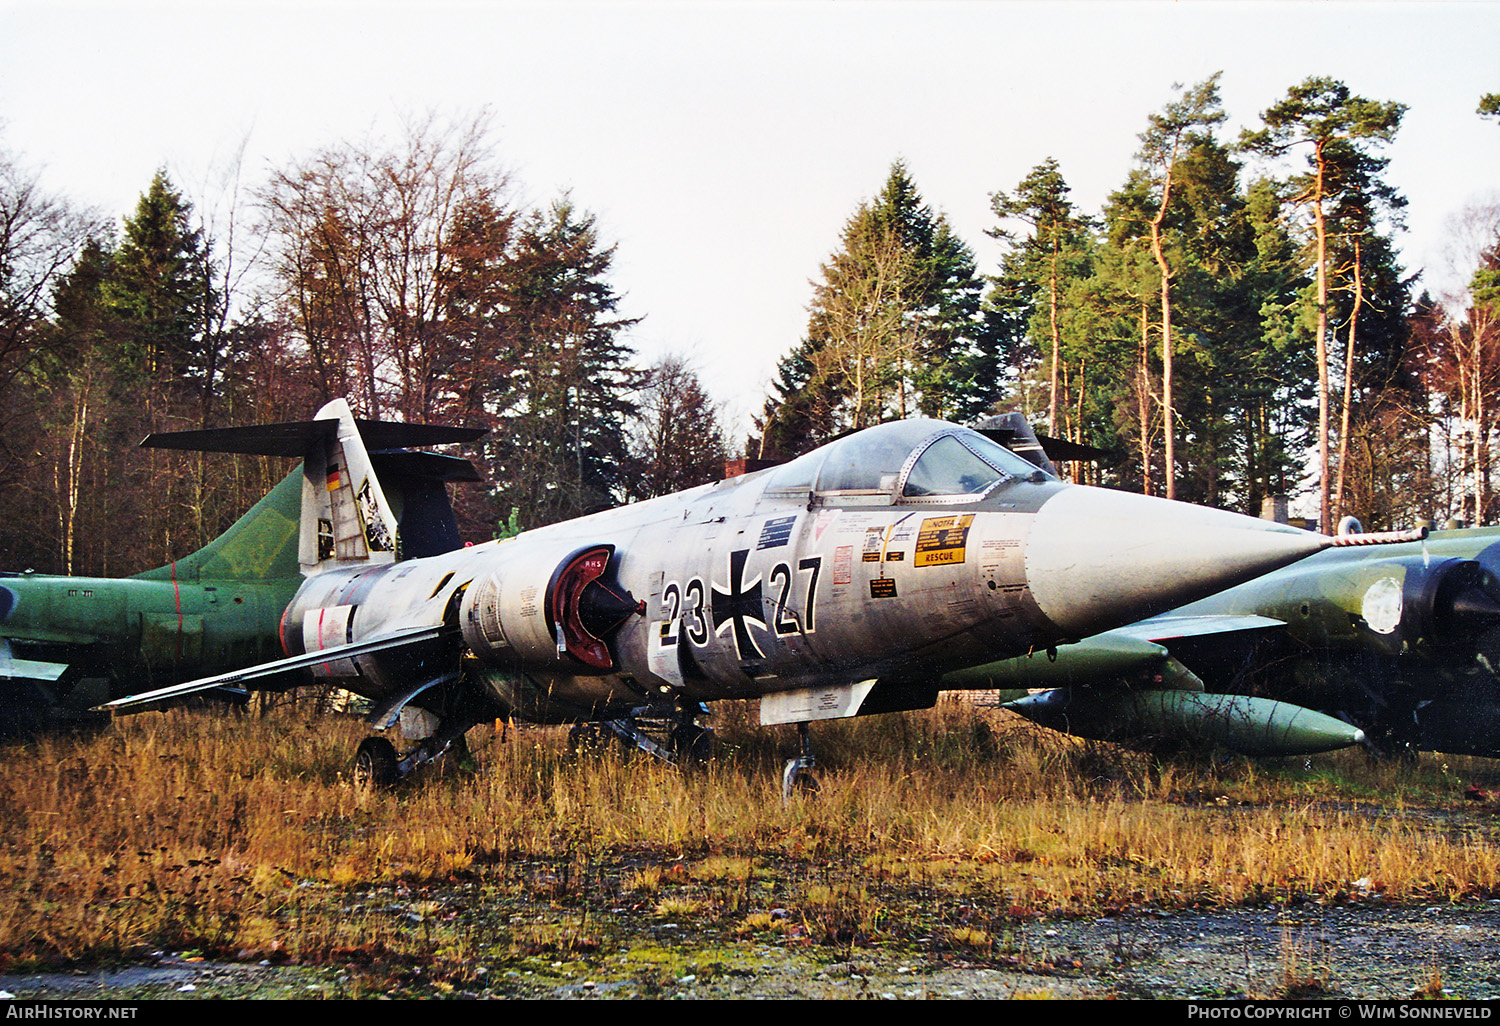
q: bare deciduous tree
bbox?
[627,354,728,499]
[0,154,96,364]
[259,110,514,422]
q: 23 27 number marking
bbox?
[662,555,821,646]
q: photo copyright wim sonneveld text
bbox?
[1189,1009,1493,1020]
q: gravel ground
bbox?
[4,901,1498,1000]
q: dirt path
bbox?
[4,901,1498,1000]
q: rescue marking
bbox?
[914,514,974,568]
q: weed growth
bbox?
[1,697,1496,976]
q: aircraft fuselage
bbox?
[274,419,1340,727]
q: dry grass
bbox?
[1277,928,1333,998]
[1,696,1498,970]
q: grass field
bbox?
[3,696,1498,995]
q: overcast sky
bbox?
[3,0,1498,435]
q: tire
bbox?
[781,759,820,800]
[671,723,715,763]
[354,736,400,789]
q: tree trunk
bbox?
[1138,300,1153,496]
[1046,239,1061,435]
[1334,241,1363,525]
[1313,141,1332,534]
[1150,161,1177,501]
[60,385,90,576]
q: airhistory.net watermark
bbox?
[5,1008,138,1019]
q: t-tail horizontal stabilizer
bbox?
[140,414,487,456]
[972,413,1119,477]
[142,399,488,573]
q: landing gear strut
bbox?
[567,702,714,764]
[353,679,486,790]
[353,724,478,788]
[782,721,820,800]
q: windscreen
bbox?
[901,430,1042,498]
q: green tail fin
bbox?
[133,470,304,584]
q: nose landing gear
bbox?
[782,721,820,800]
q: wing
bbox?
[989,614,1364,755]
[1108,613,1285,643]
[0,639,68,681]
[941,614,1288,693]
[95,624,449,711]
[141,419,486,456]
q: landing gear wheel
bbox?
[782,758,820,800]
[568,721,611,755]
[670,722,715,763]
[782,721,820,800]
[354,736,399,790]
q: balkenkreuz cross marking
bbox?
[711,548,767,661]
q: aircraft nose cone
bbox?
[1025,486,1330,638]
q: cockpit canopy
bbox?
[764,419,1049,503]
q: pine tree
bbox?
[1134,75,1227,500]
[34,238,119,573]
[1235,176,1316,515]
[1241,78,1406,531]
[485,197,642,528]
[754,336,838,459]
[987,157,1093,436]
[763,161,988,448]
[1319,147,1412,524]
[109,170,217,396]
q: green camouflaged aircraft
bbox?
[952,525,1500,758]
[0,471,304,732]
[0,429,481,734]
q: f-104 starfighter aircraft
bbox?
[103,400,1407,790]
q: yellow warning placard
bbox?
[914,514,974,568]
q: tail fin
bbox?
[141,399,487,576]
[132,468,304,584]
[300,399,400,573]
[973,413,1119,477]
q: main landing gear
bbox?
[353,682,484,789]
[353,736,399,789]
[567,702,715,764]
[353,727,477,790]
